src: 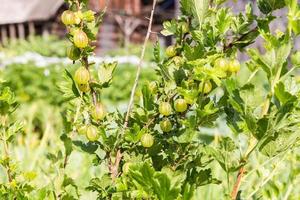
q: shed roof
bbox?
[0,0,64,25]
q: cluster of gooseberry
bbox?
[61,8,93,92]
[138,20,241,148]
[61,7,92,90]
[214,57,241,75]
[61,4,108,142]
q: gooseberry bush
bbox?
[57,0,300,199]
[3,0,300,199]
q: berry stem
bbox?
[82,56,97,105]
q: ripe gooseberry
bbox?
[173,56,184,66]
[122,162,132,174]
[74,67,90,85]
[77,125,87,135]
[214,58,229,72]
[61,10,76,25]
[74,11,83,24]
[141,133,154,148]
[166,45,177,58]
[67,46,81,61]
[160,118,172,133]
[73,30,89,48]
[159,102,172,116]
[228,59,241,73]
[174,98,188,113]
[86,125,99,142]
[91,103,106,121]
[148,81,158,94]
[199,81,212,94]
[78,84,90,93]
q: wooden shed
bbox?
[90,0,178,52]
[0,0,178,53]
[0,0,65,42]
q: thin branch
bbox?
[108,149,122,181]
[224,27,258,51]
[3,139,12,182]
[107,0,157,181]
[123,0,157,128]
[231,167,245,200]
[230,137,257,199]
[82,56,97,105]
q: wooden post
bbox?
[133,0,141,15]
[99,0,106,10]
[17,23,25,39]
[124,0,132,15]
[28,21,35,36]
[115,0,122,10]
[1,26,8,44]
[9,24,16,40]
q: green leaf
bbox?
[257,0,286,14]
[186,168,221,186]
[154,41,161,63]
[182,183,196,200]
[161,20,178,36]
[216,8,232,34]
[142,85,155,111]
[0,87,18,114]
[274,82,297,105]
[275,39,292,68]
[193,0,209,27]
[72,140,98,154]
[60,133,73,157]
[97,62,117,87]
[129,163,181,200]
[62,175,78,196]
[291,51,300,66]
[259,131,299,157]
[6,120,24,140]
[220,137,236,152]
[247,49,272,77]
[58,70,80,101]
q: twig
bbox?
[107,0,157,181]
[230,138,257,199]
[231,167,245,200]
[108,149,122,181]
[123,0,157,128]
[3,139,12,182]
[82,56,97,105]
[223,27,258,51]
[63,154,69,169]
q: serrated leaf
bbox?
[274,82,297,105]
[193,0,209,27]
[98,62,117,87]
[161,20,177,36]
[58,70,80,101]
[60,133,73,156]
